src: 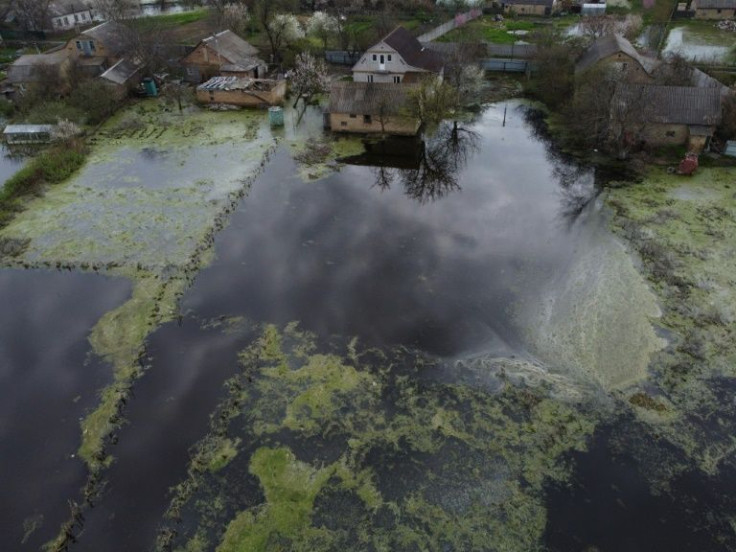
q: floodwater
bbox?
[4,102,734,550]
[0,269,131,550]
[52,104,664,551]
[663,25,735,63]
[0,144,28,189]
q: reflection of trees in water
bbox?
[522,107,601,225]
[372,122,480,205]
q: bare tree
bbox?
[608,83,649,159]
[91,0,138,21]
[13,0,51,31]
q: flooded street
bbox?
[2,100,735,550]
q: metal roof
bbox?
[199,30,263,68]
[100,58,142,85]
[3,124,54,134]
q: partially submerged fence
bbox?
[417,8,483,43]
[325,50,363,65]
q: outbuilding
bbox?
[3,124,54,144]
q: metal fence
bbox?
[481,58,532,73]
[325,50,363,65]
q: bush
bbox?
[0,146,86,204]
[23,101,85,125]
[0,97,14,118]
[68,81,119,125]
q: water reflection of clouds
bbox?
[185,103,598,357]
[0,269,131,548]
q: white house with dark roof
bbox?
[351,27,444,84]
[48,0,102,31]
[692,0,736,18]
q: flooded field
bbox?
[663,24,735,63]
[1,98,735,551]
[0,143,28,190]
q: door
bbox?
[379,54,385,71]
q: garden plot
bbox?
[0,104,274,274]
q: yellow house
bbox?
[575,34,653,83]
[691,0,736,18]
[327,81,421,136]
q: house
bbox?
[195,76,286,107]
[501,0,558,16]
[575,34,652,83]
[100,58,144,99]
[6,50,71,89]
[65,21,129,65]
[351,27,443,84]
[327,81,421,136]
[691,0,736,18]
[611,84,722,152]
[48,0,102,32]
[181,30,267,84]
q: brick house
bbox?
[576,34,653,83]
[181,30,267,84]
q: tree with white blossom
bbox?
[307,11,338,49]
[266,13,304,62]
[287,51,330,120]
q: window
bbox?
[64,16,69,25]
[363,115,372,124]
[388,55,392,61]
[341,121,347,127]
[367,75,374,83]
[666,130,676,137]
[349,114,357,118]
[75,40,82,50]
[74,14,79,22]
[380,55,384,64]
[393,76,401,83]
[373,54,377,61]
[622,62,628,70]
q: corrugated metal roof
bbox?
[100,58,141,85]
[724,140,736,157]
[328,81,418,115]
[197,75,279,92]
[576,34,644,73]
[612,84,722,126]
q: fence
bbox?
[481,59,533,73]
[417,8,483,43]
[325,50,363,65]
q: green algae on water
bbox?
[159,323,599,552]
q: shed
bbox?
[581,3,607,15]
[196,76,286,107]
[3,124,54,144]
[327,81,421,136]
[100,58,143,98]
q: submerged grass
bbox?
[159,324,597,552]
[607,167,736,475]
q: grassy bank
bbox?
[0,143,86,228]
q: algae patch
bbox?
[607,167,736,477]
[158,324,598,552]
